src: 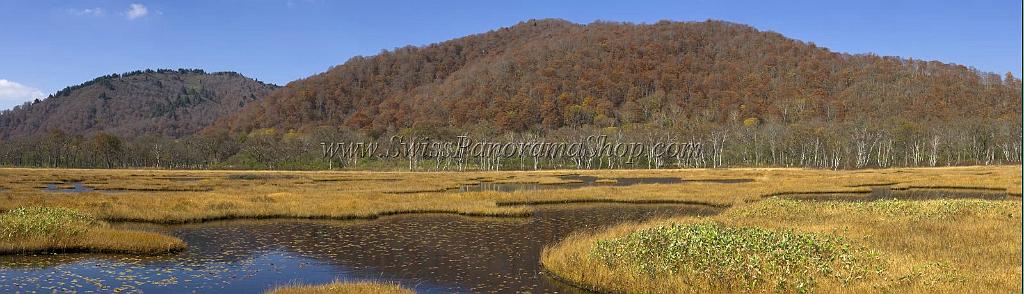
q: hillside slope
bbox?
[211,19,1021,136]
[0,69,277,139]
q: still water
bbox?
[0,204,722,293]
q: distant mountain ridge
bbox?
[0,69,278,139]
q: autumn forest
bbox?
[0,19,1020,170]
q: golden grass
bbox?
[0,166,1017,224]
[266,281,414,294]
[0,166,1017,287]
[0,207,185,255]
[2,227,186,255]
[541,198,1022,293]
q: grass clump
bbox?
[0,207,96,239]
[544,198,1021,293]
[267,281,413,294]
[591,222,881,292]
[0,206,186,255]
[732,198,1017,221]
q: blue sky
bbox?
[0,0,1021,110]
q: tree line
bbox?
[1,116,1017,171]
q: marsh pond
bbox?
[3,179,1015,293]
[0,203,721,293]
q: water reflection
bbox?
[0,204,721,293]
[43,182,94,193]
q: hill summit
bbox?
[212,19,1021,136]
[0,69,277,139]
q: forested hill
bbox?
[210,19,1021,137]
[0,19,1019,170]
[0,69,278,139]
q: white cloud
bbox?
[0,80,46,111]
[69,8,104,17]
[125,3,148,20]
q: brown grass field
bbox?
[1,226,186,255]
[0,206,185,255]
[0,165,1018,223]
[0,165,1020,292]
[266,281,413,294]
[541,197,1022,293]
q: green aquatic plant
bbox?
[591,222,882,292]
[0,207,97,240]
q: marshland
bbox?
[0,165,1019,293]
[1,1,1021,292]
